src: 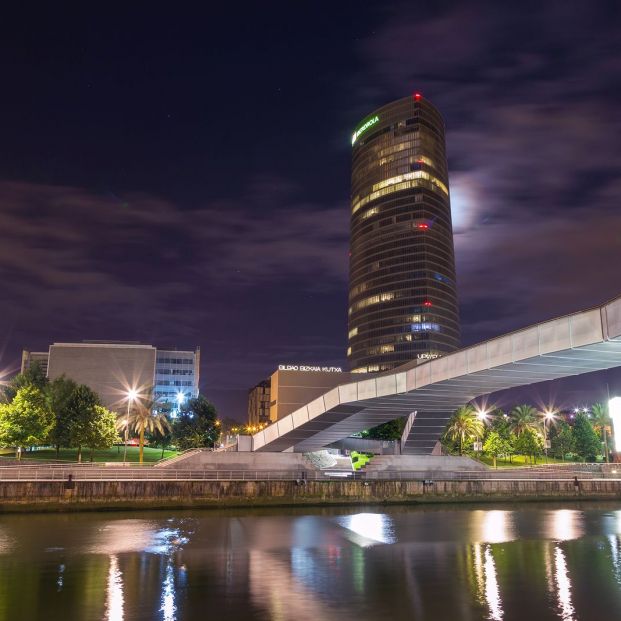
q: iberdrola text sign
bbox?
[351,115,379,145]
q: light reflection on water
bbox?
[105,554,124,621]
[548,509,584,541]
[481,510,515,543]
[553,545,576,621]
[335,512,396,546]
[484,545,503,621]
[0,505,619,620]
[160,561,176,621]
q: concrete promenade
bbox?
[0,472,620,512]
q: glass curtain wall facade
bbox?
[348,94,460,373]
[154,348,200,412]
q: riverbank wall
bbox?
[1,479,621,513]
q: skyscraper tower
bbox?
[348,94,460,373]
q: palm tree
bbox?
[444,405,485,455]
[591,402,611,463]
[510,405,539,436]
[117,402,171,464]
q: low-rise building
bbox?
[251,365,353,424]
[21,341,200,414]
[21,350,50,375]
[248,379,271,427]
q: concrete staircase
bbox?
[364,454,488,475]
[155,449,319,472]
[400,410,453,455]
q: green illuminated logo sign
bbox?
[351,115,380,145]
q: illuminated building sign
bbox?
[278,365,343,373]
[351,115,380,145]
[416,352,440,360]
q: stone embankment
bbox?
[0,478,620,513]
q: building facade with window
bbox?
[21,350,50,376]
[21,341,200,414]
[247,379,271,427]
[348,94,460,373]
[154,347,201,412]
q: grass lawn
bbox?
[478,454,573,468]
[0,446,179,464]
[351,451,373,470]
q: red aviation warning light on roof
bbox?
[414,93,422,100]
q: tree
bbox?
[443,405,484,456]
[514,428,544,464]
[509,405,540,436]
[83,406,120,461]
[173,395,220,450]
[573,412,601,462]
[2,362,48,403]
[46,376,79,457]
[0,386,54,458]
[66,385,101,462]
[483,430,510,468]
[550,421,575,461]
[146,421,175,458]
[117,402,171,463]
[591,403,611,463]
[363,417,405,441]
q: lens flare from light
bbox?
[609,397,621,452]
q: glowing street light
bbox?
[476,408,489,421]
[542,409,556,462]
[123,389,138,463]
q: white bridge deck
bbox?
[252,295,621,453]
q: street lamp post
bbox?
[123,389,138,464]
[543,410,554,464]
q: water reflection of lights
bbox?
[56,563,65,591]
[105,555,124,621]
[291,547,316,585]
[473,543,485,599]
[336,513,396,547]
[547,510,584,541]
[608,512,621,585]
[0,528,15,554]
[554,546,576,621]
[160,561,177,621]
[472,543,504,620]
[88,520,155,554]
[146,528,188,554]
[484,546,503,621]
[480,510,515,543]
[249,550,338,621]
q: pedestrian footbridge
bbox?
[252,294,621,454]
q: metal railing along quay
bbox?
[0,466,619,482]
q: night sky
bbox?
[2,1,620,419]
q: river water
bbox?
[1,503,621,620]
